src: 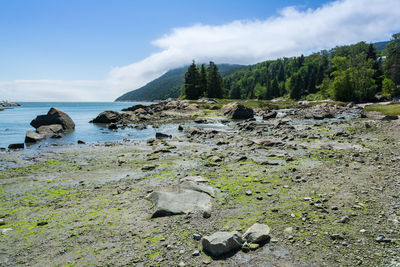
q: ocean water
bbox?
[0,102,180,149]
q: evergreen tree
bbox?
[183,61,200,100]
[206,61,224,98]
[199,64,207,97]
[385,33,400,86]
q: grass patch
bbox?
[364,103,400,116]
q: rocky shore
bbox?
[0,101,20,107]
[1,99,399,266]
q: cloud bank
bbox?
[2,0,400,101]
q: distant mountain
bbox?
[373,41,389,51]
[115,64,246,101]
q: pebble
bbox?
[192,250,200,256]
[0,219,5,226]
[245,190,252,196]
[178,261,186,267]
[193,233,202,241]
[340,216,350,223]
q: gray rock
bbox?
[192,250,200,256]
[340,216,350,223]
[90,110,122,123]
[242,223,271,243]
[25,131,45,143]
[202,231,243,257]
[263,110,277,120]
[193,233,202,241]
[147,190,212,218]
[180,180,216,197]
[155,132,171,139]
[36,124,63,136]
[8,143,24,150]
[222,103,254,120]
[31,108,75,130]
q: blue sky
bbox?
[1,0,399,101]
[1,0,329,81]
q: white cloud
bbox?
[1,0,400,101]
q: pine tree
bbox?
[199,64,207,97]
[206,61,224,98]
[183,61,200,100]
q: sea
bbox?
[0,102,181,149]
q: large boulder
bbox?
[222,103,254,120]
[8,143,24,150]
[90,110,122,124]
[36,124,64,136]
[25,131,46,143]
[202,231,243,257]
[147,190,212,218]
[242,223,271,244]
[30,108,75,130]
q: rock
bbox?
[192,250,200,256]
[90,110,121,124]
[0,108,4,111]
[36,124,64,136]
[30,108,75,130]
[8,143,24,150]
[340,216,350,223]
[197,98,217,104]
[0,101,20,107]
[202,231,243,257]
[142,165,157,171]
[36,221,48,226]
[108,123,118,130]
[222,103,254,120]
[194,117,207,124]
[263,110,277,120]
[122,104,149,112]
[147,190,212,218]
[242,223,271,244]
[193,233,202,241]
[178,125,184,131]
[245,190,252,196]
[25,131,45,143]
[330,234,344,240]
[77,140,86,144]
[381,115,398,120]
[180,180,217,197]
[155,132,171,139]
[0,219,5,225]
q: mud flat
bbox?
[1,101,400,266]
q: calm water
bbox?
[0,102,181,149]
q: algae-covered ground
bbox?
[1,107,400,266]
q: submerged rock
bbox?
[202,231,243,257]
[31,108,75,130]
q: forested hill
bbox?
[115,64,245,101]
[222,39,398,102]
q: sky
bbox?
[1,0,400,101]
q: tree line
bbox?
[181,33,400,102]
[182,61,224,100]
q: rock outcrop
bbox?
[0,101,20,107]
[90,110,122,124]
[30,108,75,130]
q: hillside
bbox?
[115,64,246,101]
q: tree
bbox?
[384,33,400,86]
[183,61,200,100]
[199,64,207,97]
[206,61,224,98]
[382,77,399,97]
